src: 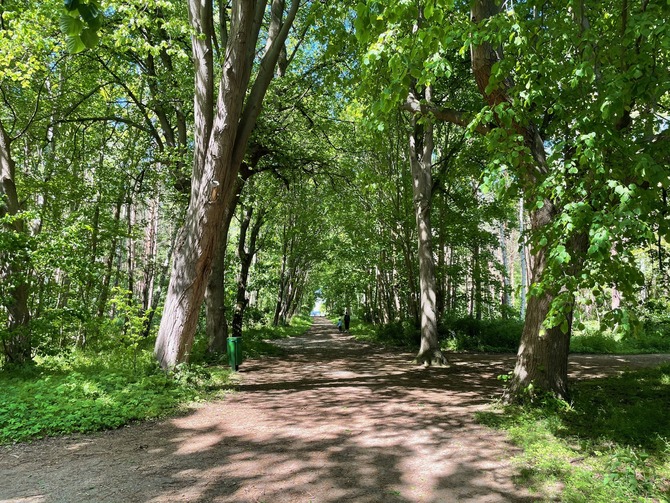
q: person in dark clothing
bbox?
[344,310,351,333]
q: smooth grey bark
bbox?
[154,0,300,369]
[409,86,449,367]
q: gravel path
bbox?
[2,316,668,503]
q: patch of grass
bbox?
[570,319,670,355]
[0,349,234,444]
[478,364,670,502]
[242,314,313,358]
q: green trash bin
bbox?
[227,337,242,371]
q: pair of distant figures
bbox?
[337,313,351,333]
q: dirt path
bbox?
[2,317,669,503]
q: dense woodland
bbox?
[0,0,668,405]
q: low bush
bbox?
[440,317,523,352]
[571,319,670,354]
[374,320,421,348]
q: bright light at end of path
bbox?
[310,298,324,316]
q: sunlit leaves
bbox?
[60,0,103,53]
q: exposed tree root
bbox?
[414,348,449,367]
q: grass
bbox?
[0,315,313,445]
[477,364,670,502]
[0,349,232,444]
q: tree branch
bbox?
[403,92,491,135]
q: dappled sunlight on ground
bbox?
[2,317,668,502]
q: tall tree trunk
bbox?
[499,221,512,317]
[204,178,244,354]
[154,0,300,369]
[142,225,178,338]
[409,87,448,367]
[0,122,31,364]
[273,225,288,326]
[231,206,264,338]
[519,198,528,319]
[472,0,577,400]
[473,240,482,321]
[97,195,124,318]
[140,191,160,312]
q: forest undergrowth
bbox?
[0,315,313,444]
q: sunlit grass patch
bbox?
[478,364,670,502]
[0,349,234,444]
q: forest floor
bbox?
[2,317,670,503]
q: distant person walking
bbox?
[344,309,351,333]
[337,318,343,332]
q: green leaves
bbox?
[60,0,103,53]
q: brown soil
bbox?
[2,316,669,503]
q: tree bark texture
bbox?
[154,0,300,369]
[471,0,575,399]
[0,121,31,364]
[504,203,570,400]
[408,89,448,367]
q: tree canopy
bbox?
[0,0,668,402]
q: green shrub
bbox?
[440,317,523,352]
[571,318,670,354]
[570,332,619,354]
[374,320,420,348]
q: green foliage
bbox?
[440,317,523,352]
[60,0,103,53]
[374,320,421,348]
[571,320,670,355]
[0,350,233,444]
[478,365,670,501]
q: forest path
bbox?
[2,316,669,503]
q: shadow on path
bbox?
[2,317,668,503]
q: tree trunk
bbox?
[471,0,577,399]
[154,0,300,369]
[499,221,512,317]
[409,87,448,367]
[204,178,244,354]
[97,195,123,318]
[503,202,573,400]
[0,122,31,364]
[519,198,528,319]
[231,205,264,338]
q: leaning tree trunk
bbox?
[154,0,300,370]
[409,87,449,367]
